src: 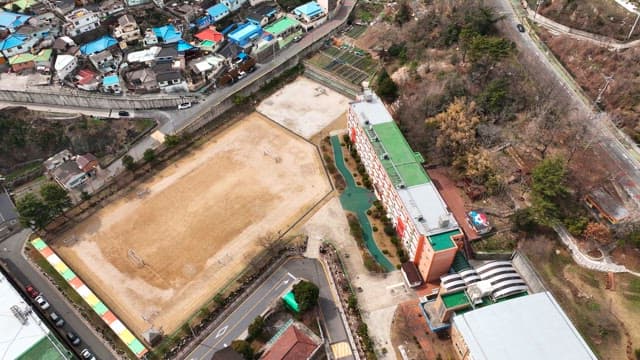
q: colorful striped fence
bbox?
[31,238,148,358]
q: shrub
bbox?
[372,225,378,232]
[384,224,396,236]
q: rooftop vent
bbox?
[382,153,389,160]
[438,215,450,228]
[398,183,406,189]
[364,120,370,125]
[417,216,425,222]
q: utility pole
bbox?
[595,75,614,105]
[534,0,544,19]
[627,12,640,40]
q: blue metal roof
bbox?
[293,1,323,17]
[176,39,194,52]
[0,11,30,30]
[206,3,229,20]
[153,24,182,44]
[0,33,26,50]
[102,74,119,86]
[228,22,262,44]
[80,35,117,55]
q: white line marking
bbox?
[287,272,297,280]
[215,326,228,338]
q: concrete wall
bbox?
[0,89,194,110]
[511,251,547,294]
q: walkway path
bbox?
[552,224,639,276]
[524,7,640,50]
[330,136,395,271]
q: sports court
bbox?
[52,113,331,337]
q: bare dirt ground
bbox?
[256,76,350,139]
[52,113,331,336]
[520,236,640,359]
[539,30,640,136]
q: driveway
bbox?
[0,230,116,359]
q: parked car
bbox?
[118,110,130,117]
[292,35,303,43]
[237,71,247,80]
[49,312,65,327]
[177,102,192,110]
[80,349,96,360]
[35,295,50,310]
[25,285,39,299]
[66,332,81,346]
[516,23,525,32]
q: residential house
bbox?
[79,35,117,55]
[102,74,121,93]
[64,8,100,37]
[206,3,229,23]
[125,0,151,6]
[51,161,88,189]
[74,68,99,90]
[3,0,39,13]
[113,14,141,43]
[99,0,125,16]
[316,0,340,17]
[155,45,177,62]
[169,3,201,23]
[260,321,323,360]
[0,189,19,240]
[176,39,194,53]
[153,61,181,87]
[247,3,278,27]
[45,149,98,190]
[263,15,299,40]
[217,40,241,60]
[16,21,61,43]
[0,33,39,58]
[52,35,76,53]
[142,28,157,46]
[188,53,226,83]
[54,53,76,79]
[125,67,158,92]
[221,0,246,12]
[0,11,31,32]
[152,24,182,44]
[52,0,75,15]
[291,1,325,30]
[585,188,630,224]
[126,45,160,63]
[89,49,120,73]
[227,21,262,47]
[43,149,73,171]
[194,26,223,52]
[8,48,52,73]
[76,153,98,173]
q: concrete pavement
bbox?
[0,230,117,360]
[186,258,353,360]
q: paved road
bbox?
[0,230,116,360]
[186,258,352,360]
[493,0,640,211]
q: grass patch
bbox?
[134,118,156,133]
[4,162,42,181]
[473,233,516,252]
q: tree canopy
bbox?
[16,193,50,229]
[231,340,253,360]
[247,315,265,341]
[292,280,319,312]
[375,69,399,103]
[426,97,480,161]
[122,155,135,171]
[530,157,568,225]
[40,183,71,215]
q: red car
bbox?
[25,285,40,299]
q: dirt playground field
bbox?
[52,113,331,337]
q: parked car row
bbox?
[25,284,97,360]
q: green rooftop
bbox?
[441,291,471,309]
[365,122,429,187]
[264,16,300,36]
[428,229,460,252]
[17,336,67,360]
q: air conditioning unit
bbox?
[438,215,450,227]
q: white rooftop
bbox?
[0,271,63,359]
[452,291,597,360]
[127,46,160,63]
[398,182,457,236]
[350,91,393,126]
